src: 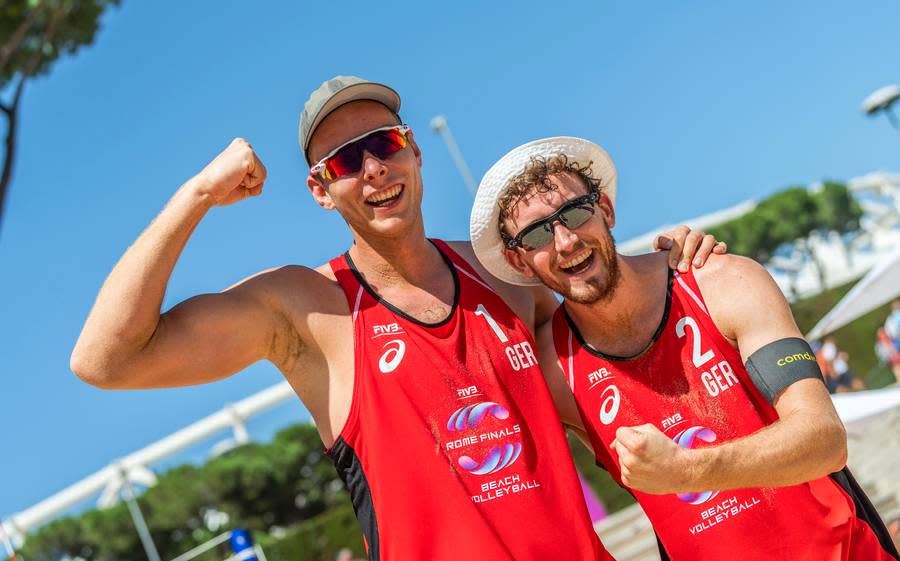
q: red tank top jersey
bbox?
[326,240,611,561]
[552,268,899,561]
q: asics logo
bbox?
[598,385,621,425]
[378,339,406,373]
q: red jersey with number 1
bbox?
[552,268,898,561]
[326,240,611,561]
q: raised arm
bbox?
[613,255,846,494]
[70,139,293,389]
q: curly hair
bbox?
[497,154,604,242]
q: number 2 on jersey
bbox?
[675,316,714,367]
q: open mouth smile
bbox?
[365,184,404,208]
[558,248,594,275]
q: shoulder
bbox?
[444,240,560,332]
[692,254,800,358]
[692,253,772,290]
[692,253,780,313]
[444,239,540,310]
[231,263,347,319]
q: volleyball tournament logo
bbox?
[445,400,539,503]
[447,402,522,475]
[672,426,719,504]
[447,401,522,475]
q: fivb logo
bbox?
[373,323,404,337]
[588,367,613,388]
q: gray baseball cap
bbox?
[299,75,401,164]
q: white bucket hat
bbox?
[470,136,617,286]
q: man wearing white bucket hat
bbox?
[470,136,900,560]
[72,75,722,561]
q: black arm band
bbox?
[744,337,824,403]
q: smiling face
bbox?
[502,171,621,304]
[305,100,424,239]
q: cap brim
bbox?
[303,82,401,158]
[470,136,617,286]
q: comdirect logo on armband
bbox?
[745,337,824,403]
[775,352,816,366]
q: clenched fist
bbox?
[193,138,267,206]
[611,424,696,494]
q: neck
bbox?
[346,217,444,288]
[565,251,670,357]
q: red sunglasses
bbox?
[310,125,410,181]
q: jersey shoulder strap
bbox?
[672,268,713,317]
[551,306,576,392]
[430,239,497,292]
[328,254,366,320]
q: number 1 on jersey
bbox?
[475,304,509,343]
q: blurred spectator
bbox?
[878,299,900,383]
[875,327,900,384]
[821,336,838,364]
[815,336,838,382]
[827,351,865,393]
[885,300,900,349]
[335,548,363,561]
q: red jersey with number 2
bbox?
[552,268,898,561]
[326,240,611,561]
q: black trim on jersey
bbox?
[327,436,381,561]
[655,534,672,561]
[830,467,900,559]
[564,268,673,361]
[344,239,460,328]
[616,484,673,561]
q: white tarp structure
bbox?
[1,382,296,546]
[832,387,900,431]
[806,243,900,341]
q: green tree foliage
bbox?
[258,504,365,561]
[0,0,120,231]
[707,182,863,290]
[815,181,863,233]
[18,423,351,561]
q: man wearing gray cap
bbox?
[469,136,899,560]
[71,76,718,560]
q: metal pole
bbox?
[430,115,477,196]
[170,531,232,561]
[0,523,19,561]
[885,107,900,136]
[118,466,162,561]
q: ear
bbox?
[307,174,336,210]
[503,248,537,280]
[406,130,423,167]
[599,192,616,229]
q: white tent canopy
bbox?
[806,243,900,341]
[831,387,900,430]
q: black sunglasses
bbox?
[505,192,600,250]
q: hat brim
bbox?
[302,82,401,161]
[470,136,617,286]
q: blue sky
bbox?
[2,0,899,522]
